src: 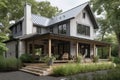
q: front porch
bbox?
[20,33,111,61]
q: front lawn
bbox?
[53,62,115,76]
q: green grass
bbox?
[53,62,115,76]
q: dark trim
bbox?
[9,20,23,29]
[4,38,18,43]
[85,5,99,29]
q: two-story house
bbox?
[5,2,111,60]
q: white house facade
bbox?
[5,2,111,60]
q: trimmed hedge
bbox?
[0,56,21,71]
[53,62,115,76]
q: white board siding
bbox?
[70,9,95,40]
[6,41,17,57]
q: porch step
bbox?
[20,64,52,76]
[20,69,42,76]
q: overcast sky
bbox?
[36,0,90,12]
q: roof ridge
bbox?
[54,1,89,17]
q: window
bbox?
[49,27,53,33]
[58,24,67,34]
[19,23,22,31]
[77,24,90,36]
[83,12,86,19]
[37,27,41,33]
[15,26,17,33]
[63,24,67,34]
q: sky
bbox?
[36,0,90,12]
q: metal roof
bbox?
[10,2,98,29]
[32,14,50,27]
[48,2,88,26]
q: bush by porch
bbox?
[53,62,115,76]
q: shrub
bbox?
[5,57,21,71]
[53,62,115,76]
[76,55,82,63]
[0,56,22,72]
[41,56,56,66]
[109,56,114,62]
[113,57,120,64]
[93,56,99,62]
[20,54,34,63]
[68,65,120,80]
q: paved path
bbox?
[0,70,108,80]
[0,71,65,80]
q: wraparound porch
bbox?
[18,33,111,60]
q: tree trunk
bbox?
[118,43,120,58]
[101,32,105,58]
[116,33,120,58]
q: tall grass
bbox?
[0,56,22,71]
[53,62,115,76]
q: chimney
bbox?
[23,3,33,35]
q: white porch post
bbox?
[48,39,51,57]
[93,44,96,57]
[108,45,111,58]
[76,42,79,57]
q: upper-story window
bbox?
[83,12,86,19]
[15,26,17,33]
[58,24,67,34]
[49,27,53,33]
[77,24,90,36]
[19,23,22,31]
[37,27,41,33]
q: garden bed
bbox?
[53,62,115,76]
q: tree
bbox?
[0,0,62,55]
[37,1,62,18]
[90,0,120,57]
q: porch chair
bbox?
[62,53,69,60]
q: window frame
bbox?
[37,27,41,33]
[58,24,67,35]
[77,24,90,36]
[83,12,86,19]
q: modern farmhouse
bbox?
[5,2,111,60]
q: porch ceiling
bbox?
[20,33,111,47]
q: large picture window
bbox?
[58,24,67,34]
[77,24,90,36]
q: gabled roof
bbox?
[48,2,88,26]
[10,2,98,29]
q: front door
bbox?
[34,45,44,56]
[79,43,90,58]
[58,42,70,60]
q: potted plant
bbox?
[47,56,56,66]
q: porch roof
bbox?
[19,33,111,47]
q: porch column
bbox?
[93,44,96,57]
[76,42,79,57]
[48,39,51,57]
[108,45,111,58]
[32,40,35,55]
